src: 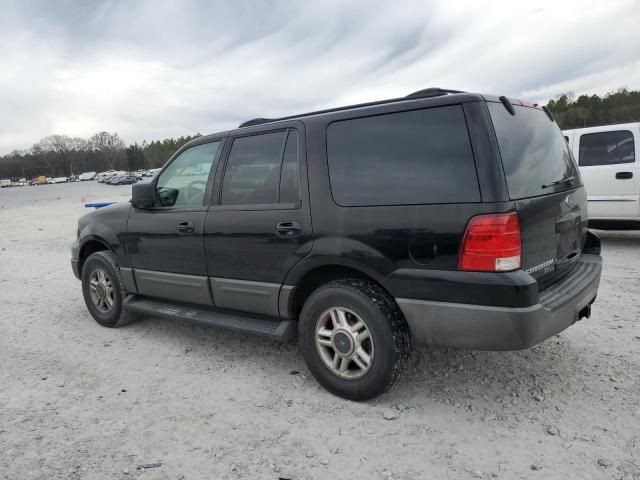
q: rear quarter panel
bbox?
[287,105,524,304]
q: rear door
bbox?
[488,102,586,285]
[203,123,312,317]
[574,126,639,219]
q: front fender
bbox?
[76,202,131,267]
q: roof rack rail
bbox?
[405,87,466,99]
[238,88,469,128]
[238,118,274,128]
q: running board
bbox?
[123,296,297,341]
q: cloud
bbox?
[0,0,639,153]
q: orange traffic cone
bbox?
[80,196,86,203]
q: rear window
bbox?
[326,105,480,206]
[488,103,579,199]
[579,130,635,166]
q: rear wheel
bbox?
[81,251,139,327]
[298,278,411,401]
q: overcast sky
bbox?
[0,0,639,154]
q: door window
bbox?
[221,130,300,206]
[579,130,635,166]
[279,131,300,204]
[155,141,221,207]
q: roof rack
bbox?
[238,87,467,128]
[405,87,466,99]
[238,117,274,128]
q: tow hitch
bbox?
[577,299,595,321]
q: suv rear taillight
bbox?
[459,212,521,272]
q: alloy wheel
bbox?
[89,268,115,313]
[315,307,374,379]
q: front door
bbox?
[204,124,312,317]
[576,126,640,219]
[127,139,224,305]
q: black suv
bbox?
[71,88,602,400]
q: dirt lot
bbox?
[1,183,639,480]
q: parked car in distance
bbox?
[564,122,639,228]
[72,88,602,400]
[106,175,125,184]
[49,177,68,184]
[112,175,138,185]
[30,176,47,185]
[0,179,11,188]
[79,171,97,181]
[96,170,119,182]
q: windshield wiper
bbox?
[541,176,575,189]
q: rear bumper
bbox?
[397,254,602,350]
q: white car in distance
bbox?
[564,122,639,228]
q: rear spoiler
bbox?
[493,95,555,122]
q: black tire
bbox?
[298,278,411,401]
[81,251,139,328]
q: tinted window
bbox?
[221,131,286,205]
[579,130,635,166]
[326,106,479,206]
[155,141,220,207]
[279,130,299,203]
[488,103,579,199]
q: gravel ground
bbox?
[1,183,639,480]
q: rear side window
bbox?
[326,106,480,206]
[578,130,635,166]
[488,103,579,199]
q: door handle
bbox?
[616,171,633,179]
[275,221,302,237]
[177,221,195,234]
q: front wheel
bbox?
[81,251,139,328]
[298,278,411,401]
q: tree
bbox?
[89,131,126,170]
[546,88,640,129]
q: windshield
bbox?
[488,102,580,199]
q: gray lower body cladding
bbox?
[397,255,602,350]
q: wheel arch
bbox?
[283,261,395,319]
[78,236,112,275]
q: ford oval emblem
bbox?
[565,195,575,208]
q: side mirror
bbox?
[131,182,156,209]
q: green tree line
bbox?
[546,88,640,129]
[0,132,200,180]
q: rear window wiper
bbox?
[541,176,575,189]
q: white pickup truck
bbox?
[564,122,639,227]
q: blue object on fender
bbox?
[84,202,116,209]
